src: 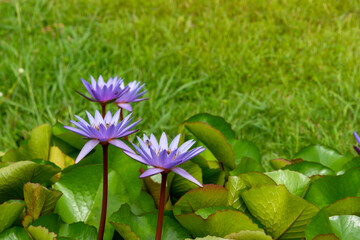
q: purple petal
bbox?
[178,140,196,153]
[150,134,160,151]
[354,132,360,145]
[169,134,181,151]
[111,109,121,125]
[76,140,99,163]
[354,145,360,156]
[172,167,203,187]
[159,132,168,150]
[108,139,134,153]
[86,111,96,126]
[104,111,112,123]
[123,150,148,165]
[75,90,95,102]
[140,168,164,178]
[63,126,89,138]
[117,103,133,112]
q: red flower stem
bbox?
[155,172,168,240]
[120,108,129,141]
[101,104,106,118]
[98,143,109,240]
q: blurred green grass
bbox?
[1,0,360,162]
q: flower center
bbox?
[92,122,113,130]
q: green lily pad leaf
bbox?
[170,161,203,199]
[173,185,228,214]
[326,197,360,216]
[184,114,235,169]
[195,206,236,219]
[313,234,339,240]
[23,183,62,221]
[30,214,98,239]
[0,160,60,203]
[341,157,360,173]
[304,168,360,208]
[48,147,74,177]
[52,122,86,150]
[232,140,261,164]
[264,169,310,197]
[173,185,260,237]
[328,215,360,240]
[130,191,157,216]
[225,176,247,211]
[192,155,225,185]
[225,230,272,240]
[242,185,319,239]
[237,172,276,188]
[109,204,189,240]
[230,157,264,175]
[0,226,31,240]
[293,145,352,172]
[185,113,236,141]
[175,209,261,238]
[0,200,25,233]
[54,163,141,240]
[2,124,52,162]
[283,161,335,177]
[306,208,360,240]
[27,225,57,240]
[186,237,225,240]
[94,144,142,203]
[270,159,293,170]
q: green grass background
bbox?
[1,0,360,162]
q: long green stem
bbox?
[155,173,168,240]
[98,143,109,240]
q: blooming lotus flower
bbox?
[64,109,141,163]
[354,132,360,155]
[76,75,129,104]
[115,80,148,111]
[124,133,205,187]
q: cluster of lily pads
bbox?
[0,78,360,240]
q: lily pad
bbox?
[225,176,247,211]
[173,185,260,237]
[270,159,293,170]
[293,145,352,172]
[23,183,62,221]
[326,197,360,216]
[0,200,25,233]
[0,160,60,203]
[264,169,310,197]
[30,214,98,239]
[109,204,189,240]
[306,208,360,240]
[283,161,335,177]
[304,168,360,208]
[2,124,52,162]
[0,226,31,240]
[230,157,264,175]
[231,140,261,164]
[54,163,141,240]
[242,185,319,239]
[183,114,235,169]
[225,230,272,240]
[27,225,57,240]
[170,161,203,199]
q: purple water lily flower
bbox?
[115,80,148,111]
[354,132,360,156]
[124,133,205,187]
[64,109,141,163]
[76,75,129,104]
